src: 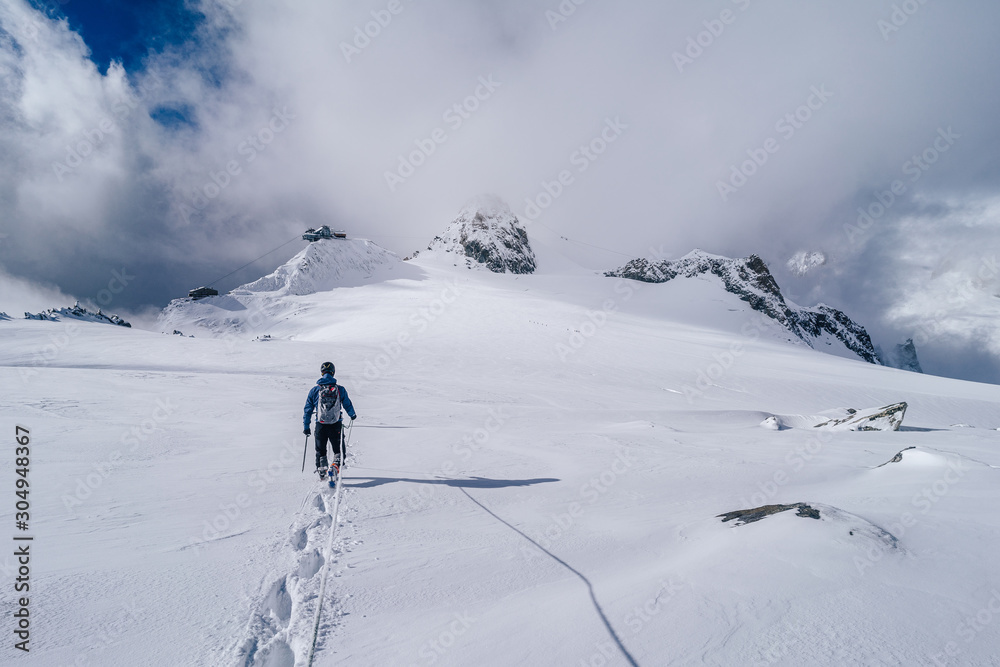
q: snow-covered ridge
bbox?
[425,195,536,274]
[156,236,408,337]
[607,250,880,364]
[21,301,131,327]
[236,237,401,296]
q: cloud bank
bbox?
[1,0,999,381]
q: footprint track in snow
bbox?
[297,549,324,579]
[264,577,292,626]
[292,527,308,551]
[235,489,350,666]
[235,578,292,666]
[251,638,295,667]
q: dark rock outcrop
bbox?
[813,402,907,432]
[876,446,917,467]
[718,503,821,526]
[876,338,923,373]
[606,250,880,364]
[428,195,536,274]
[24,301,131,327]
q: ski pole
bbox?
[339,423,347,471]
[343,419,354,464]
[301,434,309,473]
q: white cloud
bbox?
[786,251,826,277]
[3,0,1000,380]
[0,265,75,316]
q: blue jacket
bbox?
[303,375,356,429]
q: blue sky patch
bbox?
[149,104,196,130]
[32,0,204,74]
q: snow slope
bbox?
[238,238,403,295]
[157,237,419,337]
[2,250,1000,666]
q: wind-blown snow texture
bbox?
[607,250,881,364]
[426,195,536,274]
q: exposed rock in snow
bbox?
[719,503,821,525]
[786,251,826,276]
[718,503,901,554]
[812,402,907,432]
[763,403,908,432]
[607,250,880,364]
[877,447,917,467]
[794,304,880,363]
[760,416,784,431]
[24,301,131,327]
[427,195,536,274]
[236,237,401,296]
[876,338,923,373]
[0,312,10,321]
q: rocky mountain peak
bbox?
[607,251,881,364]
[426,195,536,274]
[877,338,923,373]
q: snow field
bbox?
[1,248,999,665]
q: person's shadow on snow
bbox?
[343,476,559,489]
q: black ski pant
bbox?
[315,421,345,468]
